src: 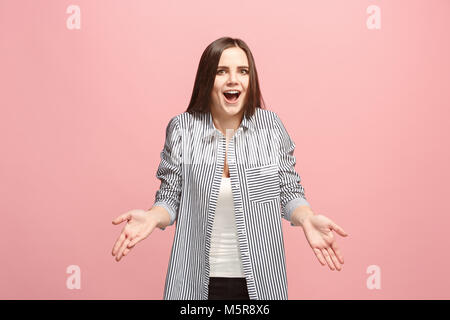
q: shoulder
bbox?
[255,108,293,146]
[252,107,283,130]
[168,111,207,129]
[168,109,284,130]
[163,114,180,133]
[164,111,192,131]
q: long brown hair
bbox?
[185,37,266,118]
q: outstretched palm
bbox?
[111,209,159,261]
[301,214,348,271]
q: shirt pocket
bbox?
[244,163,280,204]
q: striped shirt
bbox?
[151,107,311,300]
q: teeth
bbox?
[224,90,240,94]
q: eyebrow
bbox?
[217,65,249,69]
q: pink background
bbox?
[1,0,449,299]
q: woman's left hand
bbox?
[301,214,349,271]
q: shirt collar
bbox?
[204,111,256,139]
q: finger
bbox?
[119,240,131,260]
[112,212,132,225]
[327,247,342,271]
[128,221,157,248]
[117,236,130,261]
[116,236,131,262]
[331,241,344,264]
[112,232,126,256]
[329,221,348,237]
[313,248,327,266]
[128,235,144,248]
[321,248,335,271]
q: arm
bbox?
[290,205,315,227]
[273,112,313,227]
[150,116,183,230]
[273,114,348,272]
[147,206,171,230]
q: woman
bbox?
[111,37,349,300]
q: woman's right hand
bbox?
[111,209,160,262]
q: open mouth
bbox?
[223,91,241,103]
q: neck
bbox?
[211,109,244,138]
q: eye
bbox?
[217,69,248,75]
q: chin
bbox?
[220,100,244,114]
[221,106,243,117]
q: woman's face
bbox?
[210,47,250,119]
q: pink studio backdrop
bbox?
[0,0,449,299]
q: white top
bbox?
[209,177,245,278]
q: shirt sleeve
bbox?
[273,112,311,226]
[151,115,183,230]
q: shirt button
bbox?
[229,159,236,164]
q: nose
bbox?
[227,71,239,84]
